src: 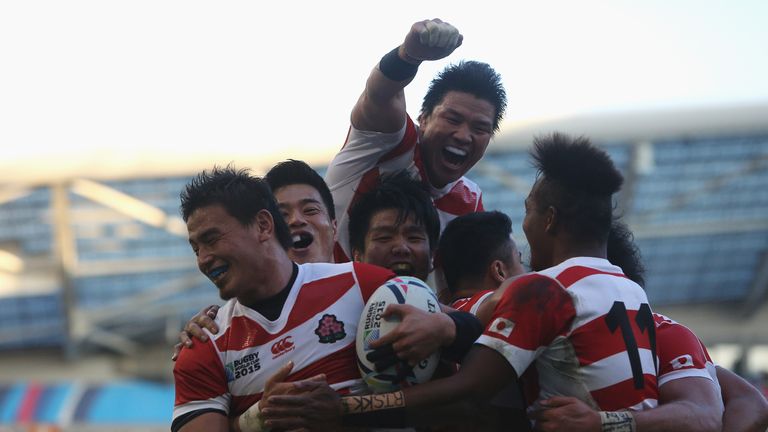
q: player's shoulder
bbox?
[498,272,565,304]
[351,261,396,279]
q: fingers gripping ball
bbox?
[356,276,440,393]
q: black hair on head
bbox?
[420,60,507,132]
[180,164,293,250]
[607,219,645,287]
[532,133,623,195]
[348,170,440,255]
[530,133,624,241]
[438,211,513,293]
[265,159,336,220]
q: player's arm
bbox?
[172,337,232,432]
[532,376,721,432]
[634,376,722,432]
[172,304,220,361]
[261,344,517,430]
[176,412,229,432]
[717,365,768,432]
[351,18,462,133]
[365,303,483,370]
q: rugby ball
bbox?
[356,276,441,393]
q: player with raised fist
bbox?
[325,18,507,263]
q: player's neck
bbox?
[238,252,295,308]
[552,240,607,267]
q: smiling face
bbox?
[418,91,496,189]
[274,184,337,264]
[187,204,266,301]
[354,209,432,282]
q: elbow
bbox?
[758,397,768,429]
[695,409,722,432]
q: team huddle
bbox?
[170,19,768,432]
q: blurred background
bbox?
[1,0,767,430]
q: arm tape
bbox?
[599,410,636,432]
[442,311,483,361]
[341,391,407,428]
[238,401,266,432]
[378,47,419,81]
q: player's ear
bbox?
[352,249,362,262]
[254,209,275,241]
[544,206,558,234]
[491,260,507,283]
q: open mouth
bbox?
[208,264,229,283]
[390,262,415,277]
[292,233,314,249]
[442,145,468,168]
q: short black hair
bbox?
[180,165,292,250]
[607,220,646,287]
[438,211,513,293]
[265,159,336,220]
[420,61,507,133]
[531,133,623,242]
[348,170,440,255]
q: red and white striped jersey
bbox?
[655,313,722,404]
[476,257,659,411]
[451,290,493,315]
[172,262,394,424]
[326,116,484,262]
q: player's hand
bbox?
[261,361,327,411]
[262,378,341,431]
[171,304,220,361]
[529,396,601,432]
[401,18,463,63]
[368,304,453,367]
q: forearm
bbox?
[633,401,720,432]
[351,51,414,132]
[718,366,768,432]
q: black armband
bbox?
[442,311,483,362]
[378,47,419,81]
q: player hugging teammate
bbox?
[171,17,768,432]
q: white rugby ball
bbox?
[356,276,441,393]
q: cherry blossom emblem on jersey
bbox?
[315,314,346,343]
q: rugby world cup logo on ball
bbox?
[356,276,440,393]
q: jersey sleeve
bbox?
[656,320,714,387]
[475,273,576,377]
[452,290,494,314]
[172,336,231,423]
[326,117,419,259]
[352,262,397,301]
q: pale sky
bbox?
[1,0,767,182]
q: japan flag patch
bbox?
[488,317,515,338]
[670,354,694,370]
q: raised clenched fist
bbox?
[401,18,463,62]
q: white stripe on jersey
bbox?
[581,348,657,391]
[174,394,231,419]
[560,273,649,331]
[475,334,543,377]
[657,368,713,387]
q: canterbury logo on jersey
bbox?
[271,336,295,359]
[224,352,261,382]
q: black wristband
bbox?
[443,311,483,362]
[378,47,419,81]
